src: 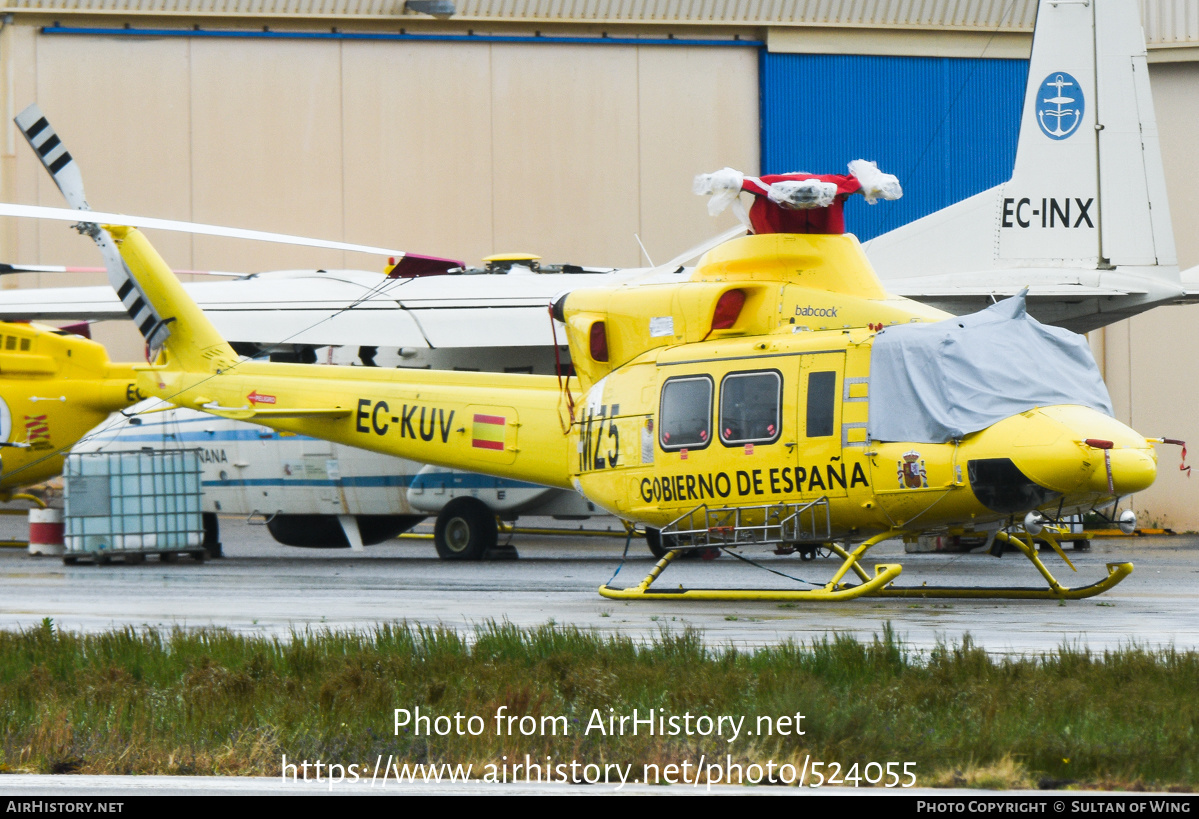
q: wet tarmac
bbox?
[1,515,1195,655]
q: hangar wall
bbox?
[1098,60,1199,531]
[761,53,1028,240]
[0,5,1195,528]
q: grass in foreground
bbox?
[0,620,1195,790]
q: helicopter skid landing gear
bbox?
[598,529,1134,601]
[599,530,904,601]
[863,531,1133,600]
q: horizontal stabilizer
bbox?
[199,401,351,420]
[893,278,1147,300]
[890,266,1183,332]
[1171,266,1199,305]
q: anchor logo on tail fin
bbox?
[1036,72,1084,140]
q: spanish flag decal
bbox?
[472,413,506,451]
[25,414,51,450]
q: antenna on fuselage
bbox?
[634,234,655,267]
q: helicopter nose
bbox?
[1003,406,1157,498]
[1079,439,1157,495]
[967,406,1157,512]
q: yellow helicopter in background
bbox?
[0,320,138,499]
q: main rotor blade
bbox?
[0,263,104,275]
[0,262,246,277]
[0,202,407,257]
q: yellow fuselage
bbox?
[0,322,139,493]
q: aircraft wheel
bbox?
[434,499,497,561]
[645,527,676,559]
[202,513,223,559]
[645,528,702,560]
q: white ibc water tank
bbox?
[63,450,203,558]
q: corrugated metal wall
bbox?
[3,0,1193,47]
[1142,0,1199,44]
[450,0,1040,28]
[761,52,1028,241]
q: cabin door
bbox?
[796,353,849,499]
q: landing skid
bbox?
[598,529,1134,602]
[600,530,902,601]
[865,532,1133,599]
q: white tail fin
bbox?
[1092,0,1174,267]
[999,0,1173,267]
[998,0,1099,264]
[867,0,1179,331]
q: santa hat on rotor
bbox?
[693,160,902,235]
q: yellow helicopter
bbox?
[43,205,1163,602]
[7,98,1171,602]
[0,320,139,498]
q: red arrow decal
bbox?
[247,391,277,405]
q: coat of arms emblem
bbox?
[897,450,928,489]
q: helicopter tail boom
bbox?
[107,225,576,490]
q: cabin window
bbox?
[719,370,781,445]
[806,371,837,437]
[4,336,14,350]
[19,338,30,351]
[659,376,712,451]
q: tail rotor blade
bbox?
[15,103,90,211]
[8,102,407,356]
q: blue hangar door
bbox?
[760,53,1029,242]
